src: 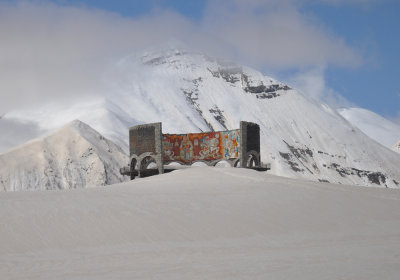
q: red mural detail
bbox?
[162,130,240,163]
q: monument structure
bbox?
[120,121,264,179]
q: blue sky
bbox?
[304,2,400,120]
[1,0,399,122]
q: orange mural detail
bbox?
[162,130,240,163]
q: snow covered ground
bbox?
[1,167,400,279]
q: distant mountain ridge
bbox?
[338,107,400,153]
[2,45,400,189]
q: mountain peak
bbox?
[338,107,400,148]
[68,119,87,128]
[144,38,189,53]
[65,119,96,136]
[0,120,128,191]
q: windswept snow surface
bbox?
[0,120,128,191]
[3,46,400,188]
[1,167,400,279]
[338,107,400,152]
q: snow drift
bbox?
[0,120,128,191]
[1,167,400,279]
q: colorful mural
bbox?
[162,129,240,163]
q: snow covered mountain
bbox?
[338,107,400,153]
[0,120,128,191]
[2,46,400,188]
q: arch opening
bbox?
[191,161,209,167]
[214,160,231,168]
[246,152,259,168]
[140,156,159,177]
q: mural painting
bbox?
[162,129,240,164]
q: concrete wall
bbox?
[240,121,261,168]
[125,121,260,178]
[129,122,163,178]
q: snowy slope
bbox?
[3,46,400,188]
[1,167,400,279]
[338,107,400,152]
[0,120,128,191]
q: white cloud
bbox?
[203,0,362,69]
[0,0,362,113]
[0,2,196,113]
[286,67,354,108]
[0,117,44,152]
